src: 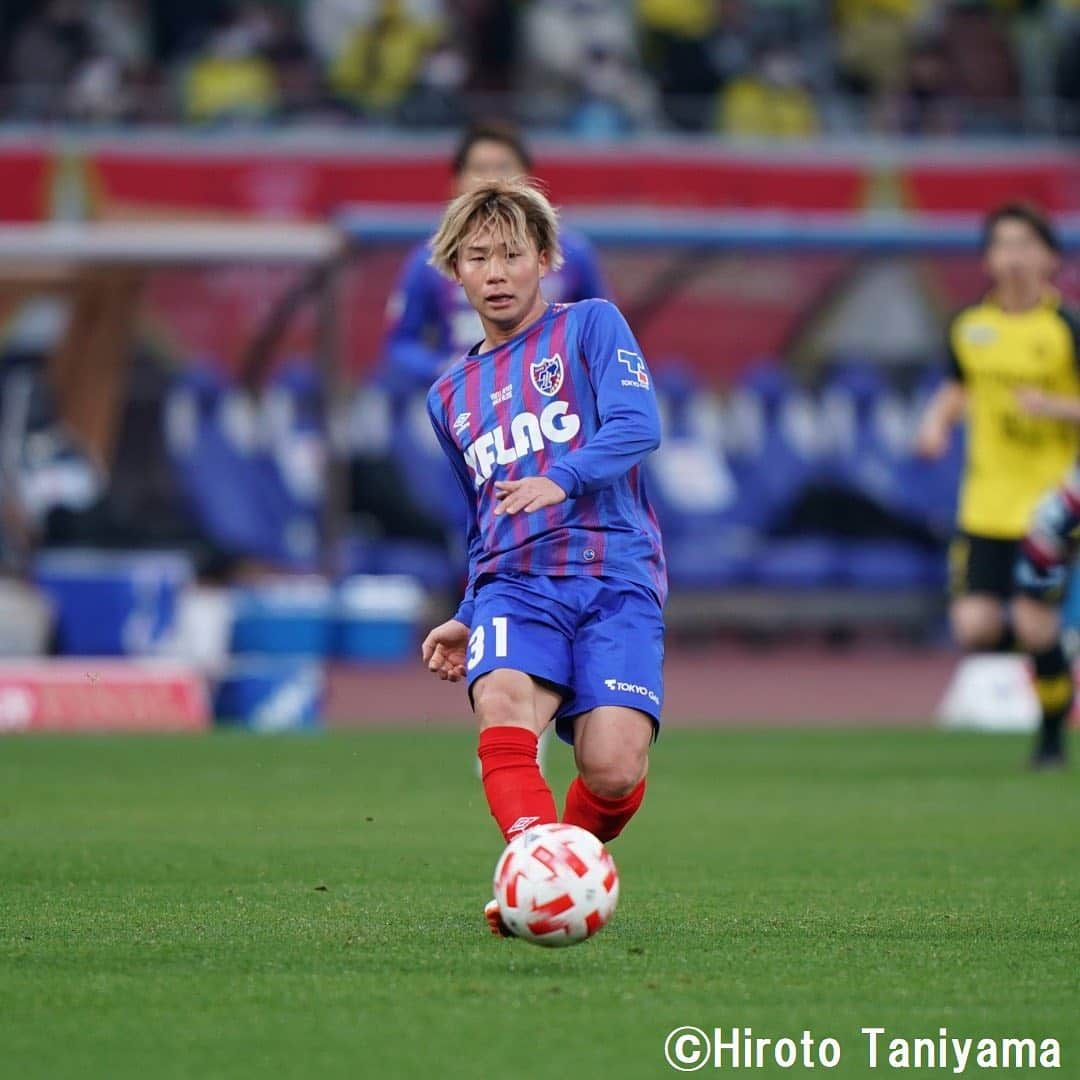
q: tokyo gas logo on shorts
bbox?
[604,677,660,706]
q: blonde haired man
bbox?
[380,121,607,392]
[420,180,666,935]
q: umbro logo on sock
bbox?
[507,816,540,835]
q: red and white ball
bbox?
[492,823,620,947]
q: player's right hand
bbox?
[421,619,470,683]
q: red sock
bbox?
[562,776,646,842]
[478,726,558,842]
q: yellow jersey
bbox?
[948,295,1080,539]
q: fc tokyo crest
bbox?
[530,353,564,397]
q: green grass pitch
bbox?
[2,729,1078,1079]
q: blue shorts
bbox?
[465,572,665,744]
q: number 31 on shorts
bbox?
[467,616,508,671]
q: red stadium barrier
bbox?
[0,146,51,222]
[2,135,1077,383]
[0,660,210,734]
[1,135,1078,222]
[83,145,1080,219]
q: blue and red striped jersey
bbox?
[427,298,667,627]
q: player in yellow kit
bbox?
[916,203,1080,766]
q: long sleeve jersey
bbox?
[427,298,667,628]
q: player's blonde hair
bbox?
[428,179,564,280]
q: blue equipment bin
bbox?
[231,580,334,656]
[214,656,324,731]
[33,549,192,656]
[336,575,425,661]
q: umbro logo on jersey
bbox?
[617,349,650,388]
[452,412,471,435]
[530,354,564,397]
[462,401,581,486]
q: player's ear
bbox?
[538,248,550,279]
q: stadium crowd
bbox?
[0,0,1078,137]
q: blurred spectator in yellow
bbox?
[183,5,278,123]
[315,0,442,114]
[717,45,820,137]
[835,0,931,109]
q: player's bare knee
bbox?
[474,687,525,729]
[473,673,536,731]
[950,603,1005,652]
[1012,596,1061,654]
[579,756,646,800]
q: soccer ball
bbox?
[492,823,619,947]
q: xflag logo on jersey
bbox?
[462,401,581,485]
[617,349,649,388]
[530,354,564,397]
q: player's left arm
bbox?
[543,300,661,499]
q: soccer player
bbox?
[1014,446,1080,767]
[379,120,608,394]
[419,180,666,936]
[915,202,1080,767]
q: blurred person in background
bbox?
[327,0,443,117]
[636,0,723,131]
[915,203,1080,768]
[265,18,350,123]
[182,4,279,123]
[941,0,1021,134]
[302,0,445,119]
[7,0,94,120]
[564,42,655,138]
[65,0,153,124]
[892,28,954,134]
[378,120,609,395]
[834,0,928,129]
[455,0,519,100]
[1053,0,1080,137]
[518,0,657,131]
[717,41,820,137]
